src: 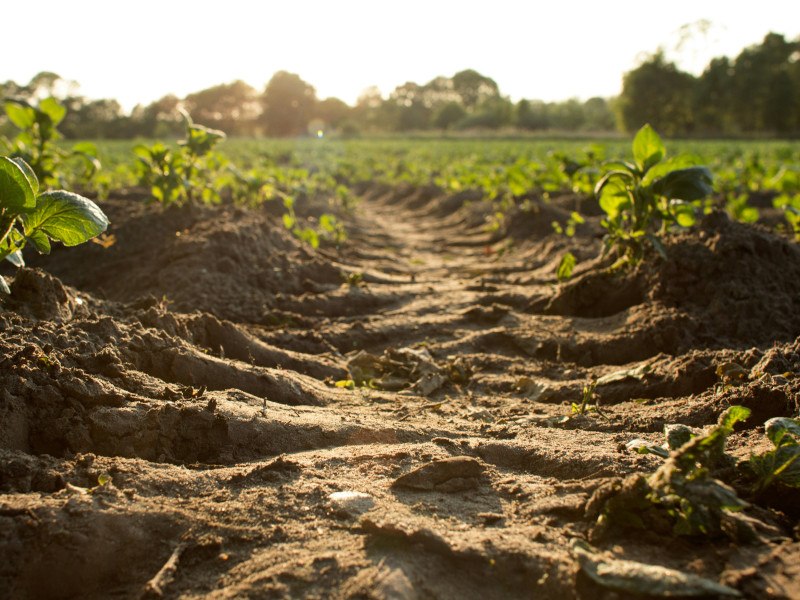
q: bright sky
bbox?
[5,0,799,111]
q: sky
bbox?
[4,1,799,112]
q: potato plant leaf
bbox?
[22,191,109,248]
[748,417,800,489]
[556,252,576,281]
[4,101,36,130]
[0,156,37,211]
[651,167,713,202]
[9,157,39,194]
[5,250,24,267]
[596,174,631,219]
[38,97,67,126]
[632,124,665,173]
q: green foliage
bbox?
[2,97,100,186]
[0,156,108,293]
[598,407,751,538]
[134,110,226,205]
[595,124,713,264]
[551,211,585,238]
[571,381,597,415]
[556,252,576,282]
[747,417,800,491]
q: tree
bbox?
[548,98,586,130]
[618,52,696,135]
[516,99,549,130]
[582,97,616,131]
[693,57,735,134]
[350,86,384,132]
[129,94,183,137]
[729,33,799,134]
[452,69,500,109]
[260,71,316,137]
[60,97,125,139]
[314,97,351,129]
[433,101,466,130]
[459,96,513,129]
[183,80,259,136]
[385,82,431,131]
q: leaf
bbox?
[632,124,665,173]
[596,362,651,385]
[556,252,576,281]
[671,201,697,227]
[0,275,9,295]
[22,191,109,247]
[720,405,751,431]
[651,167,713,202]
[0,156,37,211]
[9,157,39,194]
[27,230,51,254]
[641,155,702,186]
[38,97,67,126]
[597,175,631,219]
[764,417,800,448]
[571,539,742,597]
[4,250,24,267]
[625,438,669,458]
[646,234,668,259]
[4,101,36,130]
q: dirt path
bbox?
[1,186,799,599]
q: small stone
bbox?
[328,491,375,517]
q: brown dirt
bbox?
[1,187,799,599]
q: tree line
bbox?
[1,33,797,139]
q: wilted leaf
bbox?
[596,362,651,385]
[571,539,742,597]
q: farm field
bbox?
[2,130,800,599]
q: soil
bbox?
[1,185,799,599]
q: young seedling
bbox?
[556,252,576,282]
[133,110,226,206]
[0,156,109,293]
[747,417,800,492]
[571,380,598,415]
[595,124,713,265]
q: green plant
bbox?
[2,97,100,187]
[595,124,713,264]
[0,156,109,293]
[551,211,585,238]
[571,380,597,415]
[132,142,184,205]
[556,252,576,282]
[595,406,751,539]
[747,416,800,492]
[133,110,226,205]
[280,196,320,248]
